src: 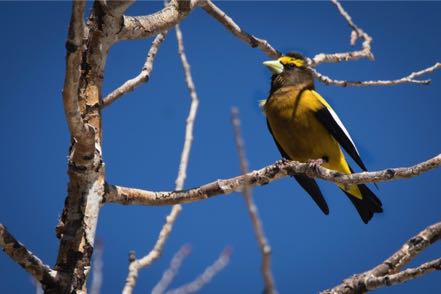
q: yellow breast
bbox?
[265,86,344,172]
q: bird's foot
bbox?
[275,158,291,166]
[305,158,324,178]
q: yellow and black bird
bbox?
[262,52,382,223]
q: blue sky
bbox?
[0,1,440,293]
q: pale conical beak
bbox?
[263,60,283,74]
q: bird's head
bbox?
[263,52,314,93]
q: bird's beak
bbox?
[263,60,283,74]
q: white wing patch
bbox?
[311,90,360,155]
[326,106,360,155]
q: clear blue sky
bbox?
[1,1,440,293]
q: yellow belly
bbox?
[265,86,361,198]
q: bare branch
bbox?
[174,24,200,191]
[117,0,201,41]
[200,0,440,87]
[62,0,94,147]
[152,245,192,294]
[312,62,441,87]
[364,258,441,292]
[104,153,441,206]
[90,240,104,294]
[122,206,182,294]
[311,0,373,66]
[122,23,200,294]
[0,224,57,289]
[101,32,168,108]
[166,248,231,294]
[321,221,441,294]
[201,1,280,58]
[231,108,276,294]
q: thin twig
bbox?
[201,0,440,87]
[311,0,373,66]
[104,153,441,206]
[231,108,277,294]
[101,32,168,108]
[312,62,441,87]
[90,240,104,294]
[174,24,200,191]
[152,245,192,294]
[201,0,280,58]
[122,24,200,294]
[165,248,231,294]
[0,224,57,288]
[321,221,441,294]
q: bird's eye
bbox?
[284,63,295,70]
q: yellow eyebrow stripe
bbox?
[278,56,305,67]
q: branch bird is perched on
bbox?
[262,52,383,223]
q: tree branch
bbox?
[0,224,57,289]
[104,153,441,206]
[310,0,373,66]
[231,108,276,294]
[201,0,280,59]
[152,245,192,294]
[62,0,94,149]
[165,248,231,294]
[122,23,200,294]
[117,0,201,41]
[311,62,441,87]
[101,32,168,108]
[321,221,441,293]
[201,0,441,87]
[54,1,134,292]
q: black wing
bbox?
[266,120,329,215]
[315,106,368,171]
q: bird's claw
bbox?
[306,158,324,178]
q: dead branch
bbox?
[117,0,201,41]
[201,0,440,87]
[165,248,231,294]
[152,245,192,294]
[311,62,441,87]
[122,206,182,294]
[310,0,373,66]
[231,108,276,294]
[122,23,200,294]
[201,0,280,59]
[321,221,441,293]
[0,224,57,289]
[104,153,441,206]
[101,32,168,108]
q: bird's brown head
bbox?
[263,52,314,94]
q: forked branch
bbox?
[201,0,440,87]
[321,221,441,293]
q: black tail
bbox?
[342,184,383,224]
[294,175,329,215]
